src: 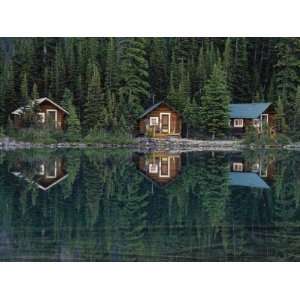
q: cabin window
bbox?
[251,163,260,173]
[234,119,244,128]
[149,163,158,174]
[149,117,159,126]
[37,112,45,123]
[45,161,57,179]
[38,163,45,175]
[160,113,170,133]
[232,162,244,172]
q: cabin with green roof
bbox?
[229,102,276,137]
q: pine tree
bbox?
[293,86,300,138]
[231,38,251,102]
[105,38,119,92]
[62,88,81,141]
[200,62,230,139]
[275,38,300,128]
[31,82,39,99]
[275,96,288,134]
[183,97,200,137]
[119,38,150,116]
[83,64,106,132]
[20,72,29,105]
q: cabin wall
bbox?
[138,104,182,137]
[39,102,66,129]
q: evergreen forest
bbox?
[1,38,300,140]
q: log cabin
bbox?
[229,102,276,137]
[137,102,182,138]
[11,97,69,129]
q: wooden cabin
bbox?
[11,97,69,129]
[229,102,276,137]
[11,157,68,191]
[137,102,182,138]
[134,151,182,187]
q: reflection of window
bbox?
[234,119,244,128]
[37,112,45,123]
[233,162,244,172]
[38,164,45,175]
[46,161,57,179]
[150,117,159,126]
[149,163,158,174]
[251,163,260,173]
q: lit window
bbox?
[149,163,158,173]
[233,162,244,172]
[37,112,45,123]
[149,117,159,126]
[234,119,244,128]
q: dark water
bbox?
[0,149,299,261]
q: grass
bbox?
[83,129,135,145]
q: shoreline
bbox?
[0,137,299,152]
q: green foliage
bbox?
[0,38,300,140]
[84,128,134,145]
[200,62,230,139]
[62,88,81,142]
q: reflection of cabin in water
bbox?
[229,154,275,189]
[137,102,182,138]
[134,152,182,187]
[11,157,68,191]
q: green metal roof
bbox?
[229,172,270,189]
[229,103,272,119]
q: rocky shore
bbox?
[1,136,300,152]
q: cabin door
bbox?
[160,113,170,133]
[46,110,57,128]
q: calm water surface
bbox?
[0,149,299,261]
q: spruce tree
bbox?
[83,64,106,132]
[20,72,29,106]
[200,62,230,139]
[62,88,81,141]
[275,38,300,128]
[231,38,251,102]
[119,37,150,115]
[31,82,39,99]
[275,96,288,134]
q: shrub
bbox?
[84,128,134,145]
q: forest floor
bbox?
[0,136,299,151]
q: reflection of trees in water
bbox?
[0,150,300,261]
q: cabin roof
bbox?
[229,102,272,119]
[11,97,69,115]
[229,172,270,189]
[138,101,180,119]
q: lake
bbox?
[0,149,299,261]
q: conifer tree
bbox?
[293,86,300,138]
[105,38,119,92]
[62,88,81,141]
[231,38,251,102]
[200,62,230,139]
[275,96,288,134]
[275,38,300,127]
[83,64,106,132]
[20,72,29,106]
[119,38,150,124]
[31,82,39,99]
